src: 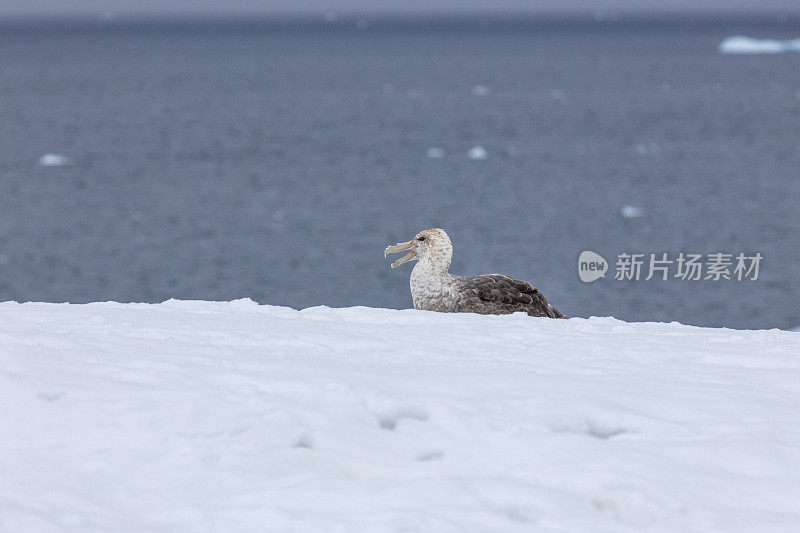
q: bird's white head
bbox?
[384,228,453,272]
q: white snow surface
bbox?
[719,35,800,54]
[2,300,800,532]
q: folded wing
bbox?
[460,274,566,318]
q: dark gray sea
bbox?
[1,15,798,329]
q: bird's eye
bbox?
[417,236,426,242]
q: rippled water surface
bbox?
[1,16,798,328]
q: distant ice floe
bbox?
[426,148,445,159]
[471,85,490,96]
[635,144,659,155]
[467,146,487,160]
[719,36,800,54]
[38,154,71,167]
[620,205,645,218]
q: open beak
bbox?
[384,240,416,268]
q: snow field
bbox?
[2,300,799,532]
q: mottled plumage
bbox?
[385,228,567,318]
[457,274,565,317]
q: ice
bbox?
[719,36,800,54]
[426,147,445,158]
[2,300,800,532]
[620,205,645,218]
[471,85,490,96]
[467,145,487,160]
[38,153,70,167]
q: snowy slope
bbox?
[2,300,799,532]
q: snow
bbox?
[719,36,800,54]
[2,300,800,532]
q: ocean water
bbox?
[0,16,798,329]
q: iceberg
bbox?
[620,205,645,218]
[719,35,800,54]
[467,145,487,160]
[38,153,71,167]
[471,84,490,96]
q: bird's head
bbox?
[384,228,452,270]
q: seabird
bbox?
[385,228,567,318]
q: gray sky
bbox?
[3,0,799,17]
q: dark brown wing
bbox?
[466,274,567,318]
